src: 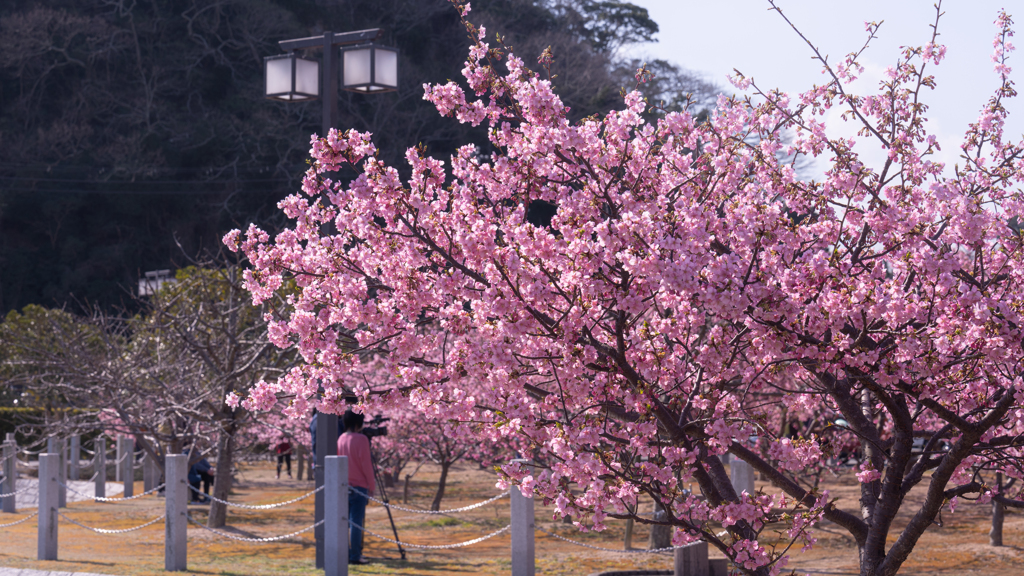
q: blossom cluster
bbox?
[226,4,1024,574]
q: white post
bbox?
[116,436,124,482]
[674,541,709,576]
[37,453,59,560]
[2,440,16,513]
[47,437,66,508]
[165,454,188,571]
[69,435,81,481]
[94,437,107,498]
[730,458,755,497]
[324,455,349,576]
[510,473,535,576]
[122,436,134,498]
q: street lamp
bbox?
[265,29,399,137]
[264,27,399,570]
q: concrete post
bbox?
[674,541,709,576]
[116,436,124,482]
[708,558,729,576]
[37,453,59,560]
[122,436,134,498]
[165,454,188,571]
[324,455,349,576]
[730,458,755,497]
[143,451,158,492]
[510,481,535,576]
[94,437,107,499]
[47,437,66,508]
[314,412,340,568]
[69,435,81,481]
[2,440,16,513]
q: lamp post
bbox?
[265,28,399,137]
[265,28,398,570]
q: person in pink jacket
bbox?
[337,410,374,565]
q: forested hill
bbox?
[0,0,717,314]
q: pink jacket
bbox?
[337,432,375,496]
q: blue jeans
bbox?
[348,486,368,562]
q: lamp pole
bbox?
[275,28,383,137]
[268,26,395,569]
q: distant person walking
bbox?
[274,436,293,479]
[337,410,374,565]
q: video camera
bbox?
[363,414,390,439]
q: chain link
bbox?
[0,511,38,528]
[187,513,323,542]
[61,481,165,502]
[536,527,700,554]
[0,484,32,498]
[189,484,322,509]
[59,512,165,534]
[352,519,510,549]
[362,489,510,515]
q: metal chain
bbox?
[0,484,32,498]
[189,484,323,509]
[187,514,323,542]
[362,489,510,514]
[59,512,165,534]
[352,519,511,549]
[115,453,129,465]
[61,481,165,502]
[536,527,698,554]
[0,511,38,528]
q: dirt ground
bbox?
[0,460,1020,575]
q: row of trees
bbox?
[226,2,1024,575]
[0,256,292,528]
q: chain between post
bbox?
[189,484,323,509]
[536,526,700,554]
[58,512,165,534]
[187,514,324,542]
[362,489,510,514]
[352,519,511,549]
[0,511,38,528]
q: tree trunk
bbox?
[296,444,305,481]
[208,428,236,528]
[383,471,395,488]
[403,474,411,503]
[430,461,451,512]
[991,472,1004,547]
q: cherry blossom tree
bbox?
[226,2,1024,574]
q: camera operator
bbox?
[337,410,374,565]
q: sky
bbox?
[625,0,1023,179]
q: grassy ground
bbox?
[0,460,1021,575]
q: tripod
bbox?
[369,445,406,560]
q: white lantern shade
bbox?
[343,48,372,87]
[341,44,398,93]
[375,49,398,88]
[265,53,319,101]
